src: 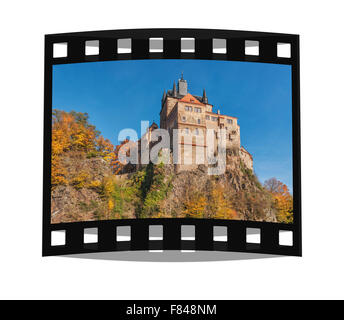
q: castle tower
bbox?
[158,75,251,172]
[177,73,188,96]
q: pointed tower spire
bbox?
[161,89,166,104]
[172,81,177,97]
[202,88,208,104]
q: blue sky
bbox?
[52,59,293,191]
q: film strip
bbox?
[43,28,301,257]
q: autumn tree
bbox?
[51,109,124,187]
[264,178,293,223]
[182,193,207,218]
[264,177,284,193]
[52,109,99,155]
[208,184,238,220]
[182,182,238,220]
[112,139,133,174]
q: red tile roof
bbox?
[179,93,205,106]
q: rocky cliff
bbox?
[51,152,112,223]
[51,151,277,223]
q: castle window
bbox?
[197,119,201,124]
[206,115,210,120]
[227,119,233,124]
[211,116,217,121]
[185,106,192,111]
[195,128,199,135]
[185,128,189,134]
[194,107,202,113]
[182,116,186,122]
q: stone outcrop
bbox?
[51,150,276,223]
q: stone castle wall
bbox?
[158,95,252,171]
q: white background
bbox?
[1,0,343,300]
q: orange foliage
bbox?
[182,184,238,220]
[51,109,129,187]
[264,178,293,223]
[209,185,238,220]
[273,184,293,223]
[182,194,207,218]
[52,110,97,155]
[112,139,131,174]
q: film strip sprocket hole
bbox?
[47,219,298,256]
[48,29,296,64]
[43,29,301,257]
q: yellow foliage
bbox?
[182,183,238,220]
[108,199,114,211]
[71,171,91,189]
[151,212,164,218]
[88,180,102,190]
[51,155,67,186]
[273,184,293,223]
[51,109,126,188]
[103,177,114,197]
[264,178,293,223]
[209,185,238,220]
[182,195,207,218]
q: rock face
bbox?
[51,153,112,223]
[51,152,277,223]
[152,156,277,222]
[51,185,101,223]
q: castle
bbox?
[134,75,253,173]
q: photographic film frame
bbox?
[43,28,301,257]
